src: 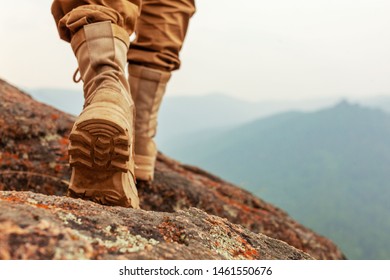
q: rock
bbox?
[0,78,345,259]
[0,191,312,260]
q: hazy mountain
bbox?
[357,95,390,113]
[156,93,339,146]
[165,101,390,260]
[29,88,84,116]
[28,88,338,145]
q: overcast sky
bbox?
[1,0,390,101]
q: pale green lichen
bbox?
[68,223,159,254]
[57,212,82,225]
[101,224,159,253]
[40,133,60,143]
[207,224,247,260]
[222,205,238,218]
[56,212,159,254]
[26,198,38,205]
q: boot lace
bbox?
[73,68,82,83]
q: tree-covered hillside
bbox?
[167,101,390,259]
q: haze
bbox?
[1,0,390,102]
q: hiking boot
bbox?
[67,21,139,208]
[128,64,171,181]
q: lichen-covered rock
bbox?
[0,78,345,259]
[0,79,72,196]
[0,191,312,260]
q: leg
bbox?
[52,0,141,42]
[127,0,195,181]
[51,0,141,207]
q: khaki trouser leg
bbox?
[127,0,195,180]
[51,0,141,42]
[128,0,196,71]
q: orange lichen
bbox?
[231,236,259,260]
[51,114,59,120]
[59,137,69,146]
[34,203,51,210]
[0,196,24,203]
[1,152,19,160]
[157,217,188,245]
[54,164,63,173]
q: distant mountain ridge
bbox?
[166,101,390,259]
[29,88,390,150]
[28,88,340,145]
[357,95,390,113]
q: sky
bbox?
[1,0,390,102]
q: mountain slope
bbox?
[168,101,390,259]
[0,78,344,259]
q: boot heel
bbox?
[135,154,156,181]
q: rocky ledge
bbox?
[0,191,312,260]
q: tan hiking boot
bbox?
[67,21,139,208]
[128,65,171,181]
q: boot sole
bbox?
[67,103,139,208]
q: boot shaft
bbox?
[128,65,171,138]
[71,21,131,107]
[128,65,171,181]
